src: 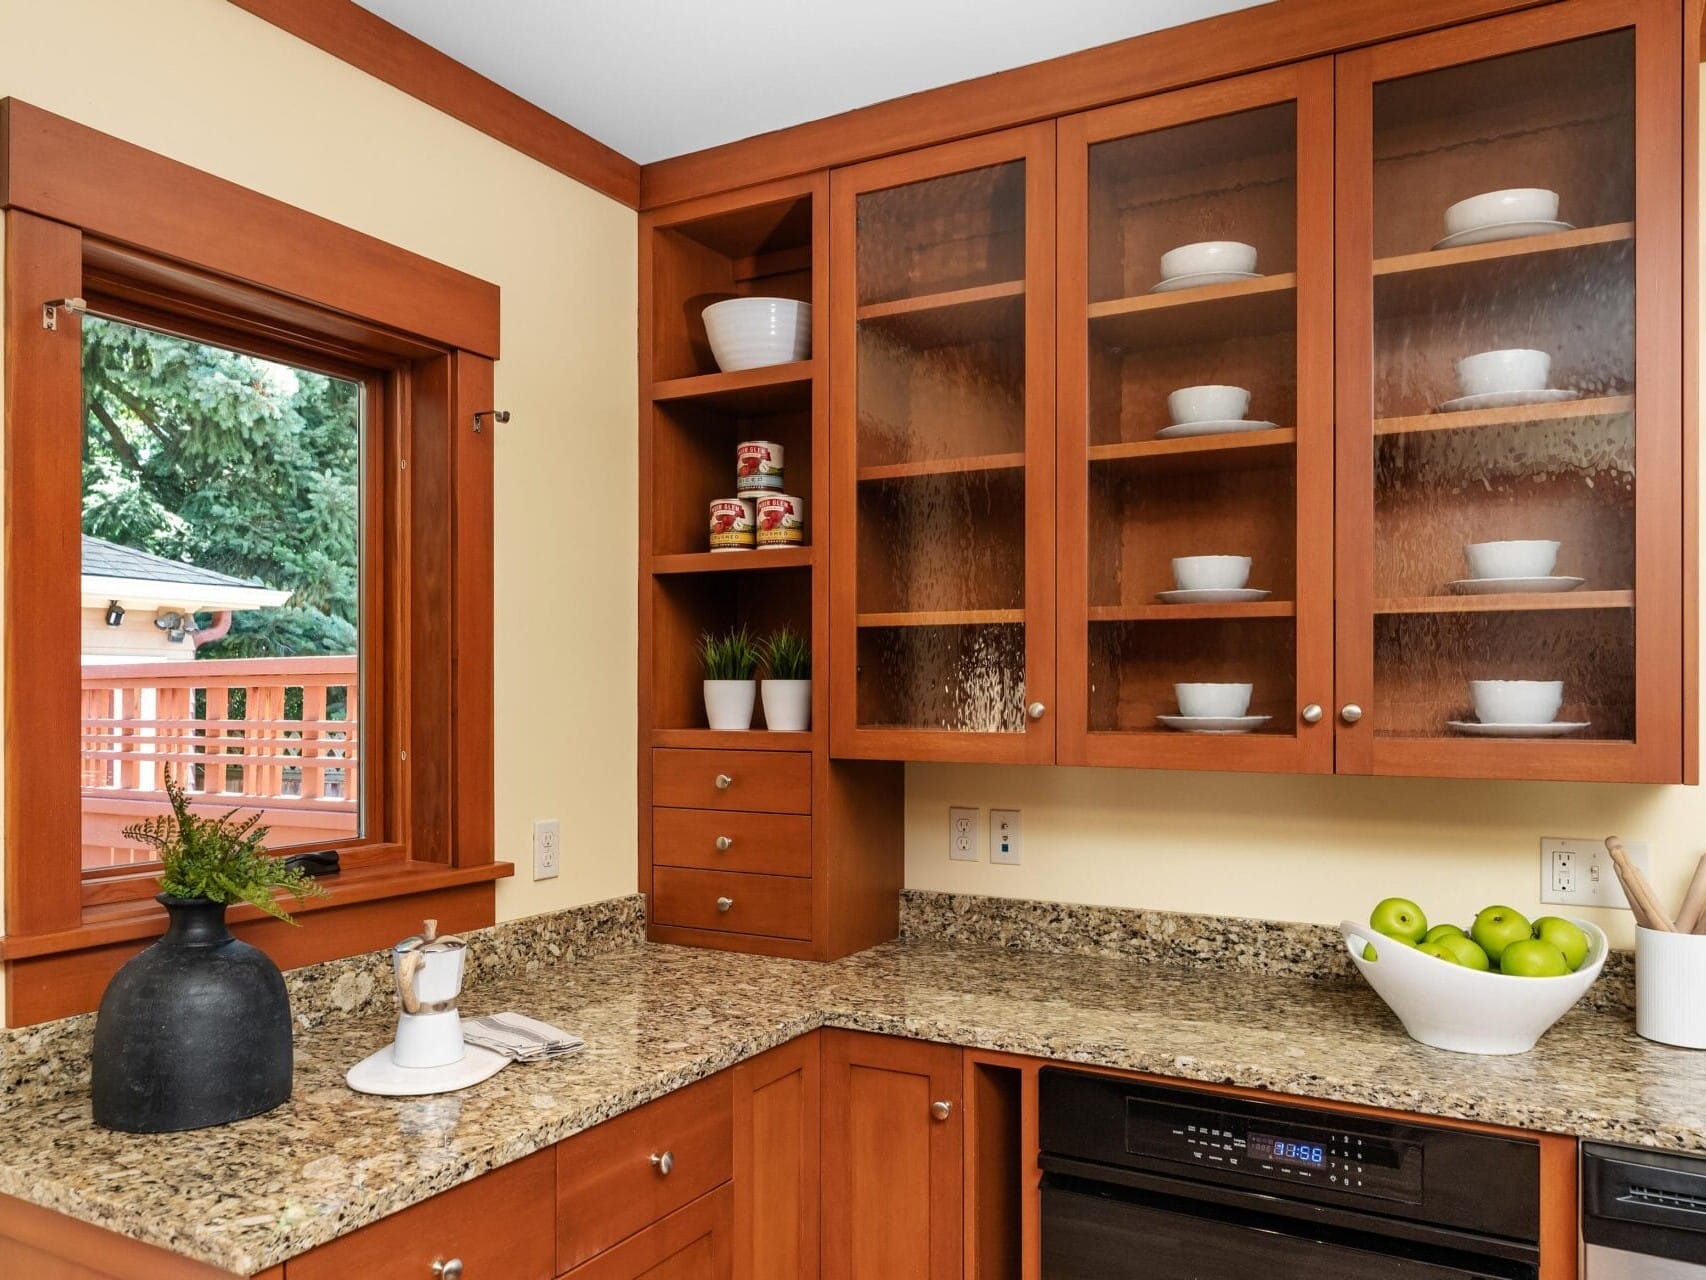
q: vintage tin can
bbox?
[755,493,807,548]
[708,497,756,552]
[735,440,785,496]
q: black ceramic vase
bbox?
[91,895,293,1133]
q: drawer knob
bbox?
[715,835,734,851]
[1340,703,1364,724]
[432,1261,464,1280]
[651,1150,674,1176]
[714,773,734,790]
[931,1100,953,1121]
[716,896,734,913]
[1301,703,1324,724]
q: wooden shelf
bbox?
[1377,590,1633,615]
[1089,428,1295,475]
[651,728,815,752]
[652,548,814,575]
[857,453,1026,483]
[1374,394,1634,437]
[649,362,813,414]
[856,609,1024,628]
[1090,600,1296,622]
[1087,273,1296,350]
[1374,223,1633,315]
[856,281,1025,348]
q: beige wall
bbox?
[0,0,639,927]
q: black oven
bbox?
[1039,1070,1542,1279]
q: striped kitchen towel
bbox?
[461,1012,586,1062]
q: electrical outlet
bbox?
[1540,837,1651,909]
[949,807,979,861]
[990,809,1022,865]
[533,819,561,880]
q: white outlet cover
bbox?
[949,807,979,862]
[1539,837,1651,910]
[990,809,1021,866]
[533,818,561,880]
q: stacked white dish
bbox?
[1157,555,1269,605]
[1151,240,1262,293]
[702,297,812,372]
[1434,187,1572,250]
[1157,383,1277,439]
[1158,682,1270,735]
[1449,539,1582,595]
[1448,679,1589,738]
[1437,348,1577,413]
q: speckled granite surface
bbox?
[0,898,1689,1274]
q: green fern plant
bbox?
[697,625,762,681]
[122,769,324,923]
[761,625,811,681]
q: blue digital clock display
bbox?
[1249,1132,1326,1167]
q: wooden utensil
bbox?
[1674,854,1706,934]
[1607,836,1676,931]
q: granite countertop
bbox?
[3,906,1705,1275]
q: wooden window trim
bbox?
[0,100,504,1021]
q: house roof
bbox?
[80,536,293,612]
[82,536,263,590]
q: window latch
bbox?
[471,409,510,433]
[42,297,88,331]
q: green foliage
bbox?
[697,625,761,681]
[761,625,811,680]
[122,770,325,923]
[81,316,360,658]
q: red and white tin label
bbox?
[755,493,807,548]
[708,497,756,552]
[735,440,785,495]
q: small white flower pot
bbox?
[761,679,812,732]
[703,679,757,731]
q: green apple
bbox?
[1532,916,1591,971]
[1436,932,1492,970]
[1423,924,1466,944]
[1416,941,1455,963]
[1370,897,1428,944]
[1499,938,1571,978]
[1362,936,1414,962]
[1471,906,1533,965]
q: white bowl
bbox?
[1342,917,1606,1054]
[1159,240,1257,281]
[1471,679,1563,726]
[1444,187,1559,236]
[1175,682,1252,718]
[1172,555,1251,591]
[1167,385,1250,426]
[1457,348,1550,397]
[702,297,812,373]
[1465,540,1560,580]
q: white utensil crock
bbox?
[1636,927,1706,1049]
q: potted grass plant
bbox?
[760,624,812,732]
[699,625,762,730]
[90,768,324,1133]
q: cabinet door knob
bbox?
[931,1100,953,1121]
[714,773,733,790]
[1026,701,1047,721]
[1340,704,1364,724]
[715,835,734,851]
[716,896,734,913]
[432,1261,464,1280]
[1301,704,1323,724]
[651,1150,674,1176]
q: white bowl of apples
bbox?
[1341,899,1607,1055]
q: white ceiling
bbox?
[350,0,1266,164]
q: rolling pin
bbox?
[1607,836,1675,931]
[1674,854,1706,934]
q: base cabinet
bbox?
[560,1186,733,1280]
[735,1037,821,1280]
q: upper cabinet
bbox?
[1334,0,1684,782]
[830,125,1057,763]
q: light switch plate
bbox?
[1539,837,1651,909]
[949,807,979,861]
[990,809,1021,865]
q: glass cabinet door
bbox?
[830,125,1055,762]
[1335,0,1683,782]
[1056,63,1335,772]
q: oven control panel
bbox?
[1127,1098,1424,1203]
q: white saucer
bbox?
[1156,588,1272,604]
[1156,420,1280,438]
[1157,714,1272,734]
[1432,219,1575,250]
[1449,576,1585,595]
[1435,389,1579,413]
[1150,270,1263,293]
[346,1042,511,1096]
[1446,720,1591,738]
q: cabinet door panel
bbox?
[734,1034,820,1280]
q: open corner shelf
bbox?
[652,548,815,576]
[1088,428,1296,475]
[649,362,815,414]
[1375,590,1633,615]
[1374,394,1634,438]
[856,281,1025,347]
[1089,600,1297,623]
[1087,273,1296,349]
[1374,223,1634,314]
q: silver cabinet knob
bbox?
[432,1261,464,1280]
[1301,704,1323,724]
[716,896,733,913]
[650,1150,674,1176]
[1340,704,1364,724]
[1026,702,1046,721]
[714,773,733,790]
[931,1100,953,1121]
[714,835,733,851]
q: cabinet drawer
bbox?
[652,868,813,941]
[286,1148,554,1280]
[652,749,810,814]
[560,1185,732,1279]
[557,1072,733,1271]
[653,808,811,877]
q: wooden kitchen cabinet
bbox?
[734,1034,821,1280]
[560,1187,734,1280]
[820,1031,964,1280]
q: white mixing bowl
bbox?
[1159,240,1257,280]
[1172,556,1252,591]
[1465,540,1560,580]
[702,297,812,373]
[1167,385,1250,425]
[1444,187,1559,235]
[1471,679,1563,726]
[1174,682,1252,718]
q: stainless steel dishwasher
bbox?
[1584,1143,1706,1277]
